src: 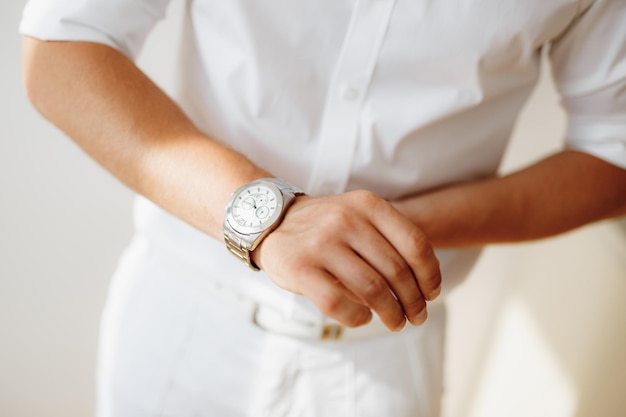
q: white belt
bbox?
[154,245,392,341]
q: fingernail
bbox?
[412,308,428,325]
[362,310,373,325]
[393,317,407,332]
[428,285,441,301]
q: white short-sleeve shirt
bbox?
[20,0,626,319]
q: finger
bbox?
[327,276,366,305]
[349,228,428,326]
[324,246,407,331]
[298,268,373,328]
[369,195,442,302]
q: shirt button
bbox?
[339,83,359,101]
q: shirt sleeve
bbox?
[549,0,626,169]
[19,0,171,60]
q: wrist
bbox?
[249,193,309,270]
[223,178,305,270]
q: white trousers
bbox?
[96,235,447,417]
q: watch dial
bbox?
[232,185,279,228]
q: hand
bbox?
[252,190,442,331]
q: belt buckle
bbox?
[252,305,345,341]
[321,323,343,341]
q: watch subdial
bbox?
[255,206,270,220]
[252,193,269,207]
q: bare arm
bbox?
[23,38,441,330]
[394,150,626,248]
[22,38,268,239]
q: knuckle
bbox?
[282,248,316,272]
[358,190,380,203]
[317,292,344,316]
[360,277,388,303]
[343,310,371,328]
[388,255,412,282]
[350,189,378,201]
[324,204,354,230]
[351,190,384,211]
[306,232,330,254]
[406,228,435,261]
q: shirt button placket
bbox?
[306,0,397,197]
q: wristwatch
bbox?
[223,178,305,271]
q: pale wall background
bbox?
[1,1,625,416]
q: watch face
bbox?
[228,182,284,234]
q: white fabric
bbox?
[18,0,626,415]
[154,237,393,341]
[98,235,447,417]
[19,0,626,312]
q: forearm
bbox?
[395,151,626,248]
[22,38,268,239]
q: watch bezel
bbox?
[225,180,285,235]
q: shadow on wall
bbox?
[443,47,626,417]
[466,220,626,417]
